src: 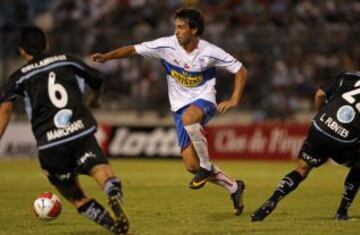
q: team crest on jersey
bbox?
[336,105,355,124]
[170,70,203,87]
[54,109,73,128]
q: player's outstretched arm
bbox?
[91,46,136,63]
[0,102,13,139]
[314,89,326,111]
[217,66,247,113]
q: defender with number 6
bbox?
[0,26,129,234]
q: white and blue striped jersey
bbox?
[0,54,105,149]
[135,35,242,111]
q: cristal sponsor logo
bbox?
[108,127,180,157]
[170,70,203,87]
[78,151,96,166]
[46,120,85,141]
[21,55,67,73]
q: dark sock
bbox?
[337,167,360,214]
[77,199,115,231]
[104,177,123,198]
[269,170,304,202]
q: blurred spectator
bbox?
[0,0,359,120]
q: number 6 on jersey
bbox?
[48,72,68,108]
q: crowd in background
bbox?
[0,0,359,119]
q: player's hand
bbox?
[91,53,107,63]
[217,100,238,113]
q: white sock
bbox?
[210,164,238,194]
[184,123,212,171]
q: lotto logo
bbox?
[107,127,180,157]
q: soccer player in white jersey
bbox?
[91,7,248,216]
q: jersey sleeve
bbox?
[67,55,106,90]
[0,73,23,103]
[134,37,170,59]
[208,46,242,74]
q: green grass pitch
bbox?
[0,159,359,235]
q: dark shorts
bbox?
[299,125,360,168]
[38,134,108,187]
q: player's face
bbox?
[175,18,196,46]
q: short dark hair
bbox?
[20,26,47,57]
[175,7,205,36]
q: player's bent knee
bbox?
[90,164,114,177]
[54,182,86,202]
[295,166,312,179]
[182,115,196,125]
[182,111,202,125]
[295,159,313,179]
[62,186,85,201]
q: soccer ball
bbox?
[33,192,62,221]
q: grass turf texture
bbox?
[0,159,359,235]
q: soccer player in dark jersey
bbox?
[251,71,360,222]
[0,26,129,234]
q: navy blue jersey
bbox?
[313,71,360,144]
[0,54,105,149]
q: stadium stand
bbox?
[0,0,359,119]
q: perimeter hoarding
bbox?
[206,123,309,160]
[96,124,181,158]
[98,122,309,160]
[0,122,309,159]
